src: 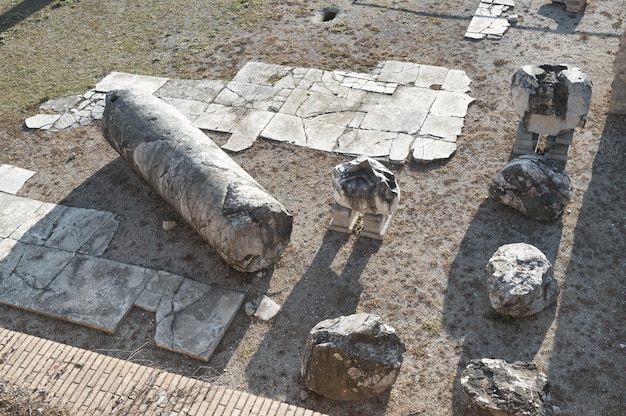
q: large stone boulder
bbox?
[486,243,560,317]
[461,358,553,416]
[301,313,405,401]
[489,155,573,221]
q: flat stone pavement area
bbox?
[0,167,245,362]
[25,61,474,163]
[0,327,327,415]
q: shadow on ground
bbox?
[443,196,564,414]
[245,231,390,416]
[547,114,626,414]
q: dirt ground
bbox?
[1,0,625,415]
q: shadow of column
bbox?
[0,0,56,33]
[244,231,390,415]
[442,196,564,414]
[546,114,626,414]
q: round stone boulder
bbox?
[486,243,560,317]
[301,313,405,401]
[489,155,573,221]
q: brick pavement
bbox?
[0,327,327,416]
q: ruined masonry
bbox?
[0,175,244,362]
[465,0,516,40]
[26,61,474,163]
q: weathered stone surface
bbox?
[486,243,560,317]
[332,156,400,216]
[489,155,573,221]
[301,313,405,401]
[0,165,36,195]
[102,89,293,272]
[609,28,626,114]
[511,64,592,136]
[461,358,553,416]
[24,114,61,129]
[412,136,457,162]
[253,294,281,321]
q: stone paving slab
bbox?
[465,0,515,40]
[0,327,328,416]
[25,60,474,163]
[0,164,36,194]
[0,190,245,361]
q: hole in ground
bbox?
[321,7,340,22]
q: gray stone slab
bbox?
[78,215,119,256]
[0,241,75,308]
[419,114,465,142]
[230,109,275,137]
[155,280,245,361]
[388,133,415,163]
[360,104,427,135]
[441,70,473,93]
[193,104,246,132]
[214,82,284,111]
[369,86,438,113]
[9,203,67,244]
[280,89,309,115]
[335,130,396,157]
[0,165,36,195]
[221,133,257,153]
[412,136,457,162]
[296,92,361,119]
[310,111,359,127]
[296,68,324,90]
[33,255,156,333]
[260,113,307,146]
[304,120,346,152]
[308,71,351,98]
[52,113,79,130]
[39,95,82,112]
[134,270,185,313]
[154,79,227,102]
[0,193,45,238]
[24,114,61,129]
[44,207,115,252]
[377,61,421,85]
[430,91,475,117]
[160,97,209,121]
[232,62,293,85]
[94,71,168,94]
[415,65,449,89]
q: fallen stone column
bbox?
[102,89,292,272]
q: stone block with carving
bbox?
[486,243,560,317]
[329,156,400,239]
[301,313,405,401]
[510,64,591,162]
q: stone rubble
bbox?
[489,155,573,221]
[461,358,553,416]
[0,178,244,362]
[301,313,405,401]
[486,243,560,317]
[25,61,474,164]
[0,165,36,195]
[465,0,517,40]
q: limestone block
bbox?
[301,313,405,401]
[489,155,573,221]
[486,243,560,317]
[102,89,293,272]
[461,358,553,415]
[511,64,592,136]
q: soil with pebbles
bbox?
[1,1,625,415]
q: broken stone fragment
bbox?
[486,243,560,317]
[489,155,573,221]
[461,358,553,416]
[253,295,280,320]
[511,64,592,136]
[301,313,405,401]
[101,89,293,272]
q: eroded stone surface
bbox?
[24,61,474,163]
[0,165,36,195]
[302,313,406,401]
[486,243,560,317]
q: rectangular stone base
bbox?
[359,213,393,240]
[328,205,359,234]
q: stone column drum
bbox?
[102,89,292,273]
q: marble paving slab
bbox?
[0,165,36,194]
[0,191,244,361]
[25,60,474,164]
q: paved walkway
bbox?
[0,327,326,416]
[0,169,244,363]
[25,61,474,163]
